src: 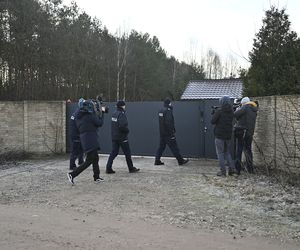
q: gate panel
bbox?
[66,101,211,158]
[171,101,203,158]
[203,99,219,159]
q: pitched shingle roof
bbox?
[181,79,243,100]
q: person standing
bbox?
[67,100,105,184]
[106,100,140,174]
[154,98,189,166]
[234,97,258,174]
[211,96,235,177]
[69,99,84,170]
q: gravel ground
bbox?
[0,155,299,249]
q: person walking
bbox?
[69,99,84,170]
[154,98,189,166]
[234,97,258,174]
[211,96,235,177]
[106,100,140,174]
[67,100,105,184]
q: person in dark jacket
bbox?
[234,96,258,174]
[69,99,84,170]
[211,96,235,177]
[106,100,140,174]
[67,100,104,184]
[154,98,189,166]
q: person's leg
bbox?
[77,142,84,165]
[167,137,187,165]
[235,135,244,175]
[244,134,254,173]
[106,141,120,172]
[72,141,83,167]
[91,150,100,180]
[69,141,77,170]
[70,150,94,178]
[224,139,235,175]
[215,138,226,176]
[155,137,166,164]
[120,140,135,171]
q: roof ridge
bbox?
[182,79,243,100]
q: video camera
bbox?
[211,98,242,115]
[79,95,109,114]
[211,105,220,115]
[92,95,109,114]
[233,98,242,111]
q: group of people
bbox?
[211,96,258,177]
[67,95,257,185]
[67,98,188,185]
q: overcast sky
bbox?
[62,0,300,68]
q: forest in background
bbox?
[0,0,240,102]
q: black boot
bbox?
[106,168,115,174]
[179,159,189,165]
[129,167,140,173]
[217,171,226,177]
[228,168,236,176]
[154,160,164,165]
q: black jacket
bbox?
[211,104,234,140]
[158,106,175,137]
[111,107,129,141]
[234,102,258,136]
[76,111,103,153]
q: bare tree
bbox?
[115,25,130,101]
[212,53,222,79]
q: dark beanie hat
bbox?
[164,98,171,106]
[117,100,126,107]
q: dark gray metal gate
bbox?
[66,100,219,159]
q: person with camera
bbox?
[211,95,235,177]
[234,96,258,175]
[69,98,84,170]
[154,98,189,166]
[106,100,140,174]
[67,99,105,184]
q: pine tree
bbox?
[244,6,299,96]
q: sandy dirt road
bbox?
[0,155,299,249]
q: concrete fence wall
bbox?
[0,101,66,154]
[253,95,300,173]
[0,96,299,175]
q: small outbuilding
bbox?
[178,78,244,159]
[181,78,243,100]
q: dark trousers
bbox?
[155,136,184,164]
[106,140,134,170]
[70,149,100,180]
[215,138,234,173]
[69,141,84,169]
[235,133,254,174]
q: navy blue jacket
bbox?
[75,111,103,153]
[111,107,129,141]
[158,106,176,137]
[234,102,258,136]
[70,110,80,142]
[211,104,234,140]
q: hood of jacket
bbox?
[219,96,232,112]
[244,101,258,112]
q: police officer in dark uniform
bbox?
[106,100,140,174]
[154,98,189,166]
[67,100,105,184]
[69,99,84,170]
